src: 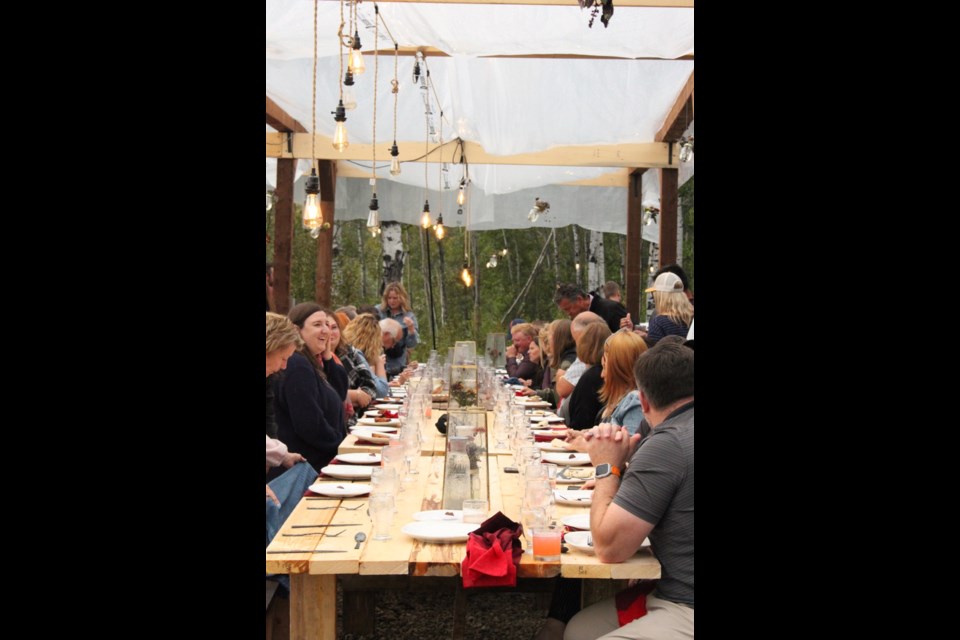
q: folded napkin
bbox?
[462,512,523,589]
[614,580,658,625]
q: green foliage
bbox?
[267,202,691,358]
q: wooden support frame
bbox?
[274,157,296,314]
[315,160,337,307]
[658,168,678,267]
[625,169,646,321]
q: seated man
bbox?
[564,336,694,640]
[379,318,407,379]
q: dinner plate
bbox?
[335,452,383,465]
[320,464,375,479]
[565,531,650,554]
[537,441,571,453]
[529,416,565,425]
[561,514,591,531]
[373,403,402,410]
[308,482,372,497]
[356,417,401,427]
[349,425,398,435]
[516,400,551,408]
[563,531,595,554]
[554,490,593,506]
[556,467,595,484]
[351,430,397,445]
[401,521,478,543]
[411,509,464,522]
[542,452,592,466]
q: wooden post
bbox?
[658,167,678,267]
[274,158,296,314]
[289,574,336,640]
[625,169,646,322]
[315,160,336,307]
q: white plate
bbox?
[564,530,595,554]
[554,490,593,506]
[537,442,570,453]
[556,467,595,484]
[565,531,650,554]
[320,464,375,479]
[373,403,402,409]
[335,452,383,465]
[351,430,397,444]
[529,416,565,425]
[401,521,478,543]
[356,417,401,427]
[411,510,464,522]
[516,400,551,408]
[532,429,568,437]
[308,482,372,497]
[509,384,527,390]
[350,425,397,435]
[542,452,592,466]
[524,409,553,416]
[561,514,591,530]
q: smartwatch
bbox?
[595,463,621,481]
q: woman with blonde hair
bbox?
[598,329,649,434]
[376,282,419,375]
[565,323,612,430]
[343,313,389,397]
[326,312,378,418]
[643,271,694,347]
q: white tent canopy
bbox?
[266,1,694,233]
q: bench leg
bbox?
[289,574,336,640]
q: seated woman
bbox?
[328,311,378,422]
[597,329,649,435]
[643,271,694,347]
[343,313,390,398]
[564,322,611,430]
[524,320,576,407]
[271,304,349,476]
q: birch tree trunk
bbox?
[587,230,605,292]
[436,234,447,325]
[380,221,405,296]
[572,225,581,287]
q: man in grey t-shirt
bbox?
[564,336,694,640]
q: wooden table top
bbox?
[267,453,661,581]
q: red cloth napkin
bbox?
[614,580,657,625]
[462,512,524,589]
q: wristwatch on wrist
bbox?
[595,463,621,481]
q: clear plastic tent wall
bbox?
[266,1,694,234]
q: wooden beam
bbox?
[315,160,337,308]
[336,163,631,188]
[655,71,694,142]
[367,47,692,61]
[274,158,296,315]
[658,168,678,266]
[289,574,335,640]
[625,169,646,321]
[268,133,676,169]
[370,0,693,7]
[266,96,307,134]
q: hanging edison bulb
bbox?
[679,137,694,163]
[303,168,322,230]
[500,248,508,257]
[420,200,432,228]
[367,194,381,237]
[342,71,357,110]
[489,253,498,268]
[348,31,365,74]
[389,142,401,176]
[332,100,349,152]
[457,180,466,206]
[461,263,473,287]
[434,214,445,240]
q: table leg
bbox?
[289,574,336,640]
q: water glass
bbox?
[462,499,489,524]
[369,493,396,540]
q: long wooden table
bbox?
[267,450,661,639]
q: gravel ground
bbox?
[335,582,550,640]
